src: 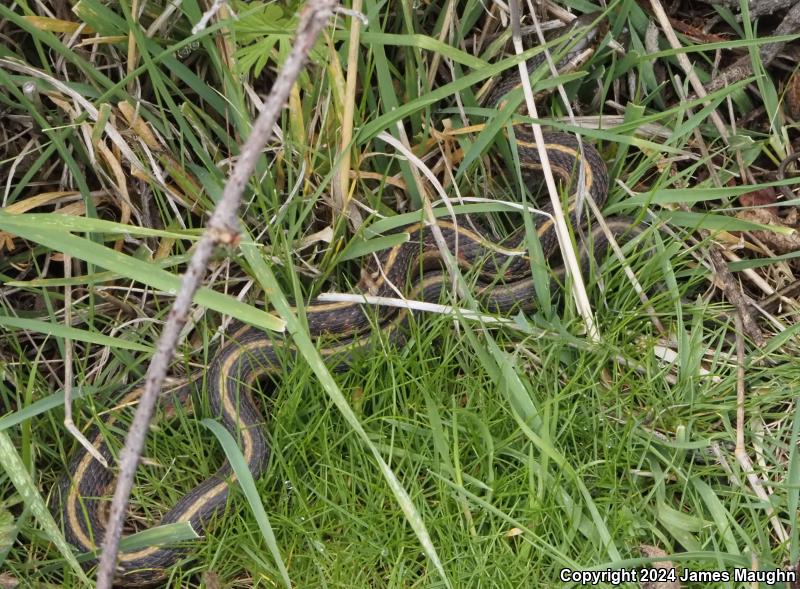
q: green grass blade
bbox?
[118,522,199,553]
[0,389,91,432]
[201,418,291,589]
[239,237,453,589]
[0,432,89,583]
[0,316,152,353]
[0,213,284,332]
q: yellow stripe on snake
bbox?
[56,12,634,587]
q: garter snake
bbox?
[56,12,631,587]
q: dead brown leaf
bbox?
[736,208,800,254]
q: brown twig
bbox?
[704,1,800,95]
[708,247,766,347]
[94,1,338,586]
[692,0,796,19]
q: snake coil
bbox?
[55,13,636,586]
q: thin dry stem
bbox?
[732,315,788,543]
[583,196,666,336]
[704,1,800,94]
[62,253,108,467]
[94,1,338,586]
[335,0,365,222]
[512,0,599,341]
[649,0,730,143]
[378,127,464,299]
[735,314,746,457]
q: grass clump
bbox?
[2,0,800,587]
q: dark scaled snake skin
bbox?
[54,12,635,586]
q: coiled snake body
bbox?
[56,13,631,586]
